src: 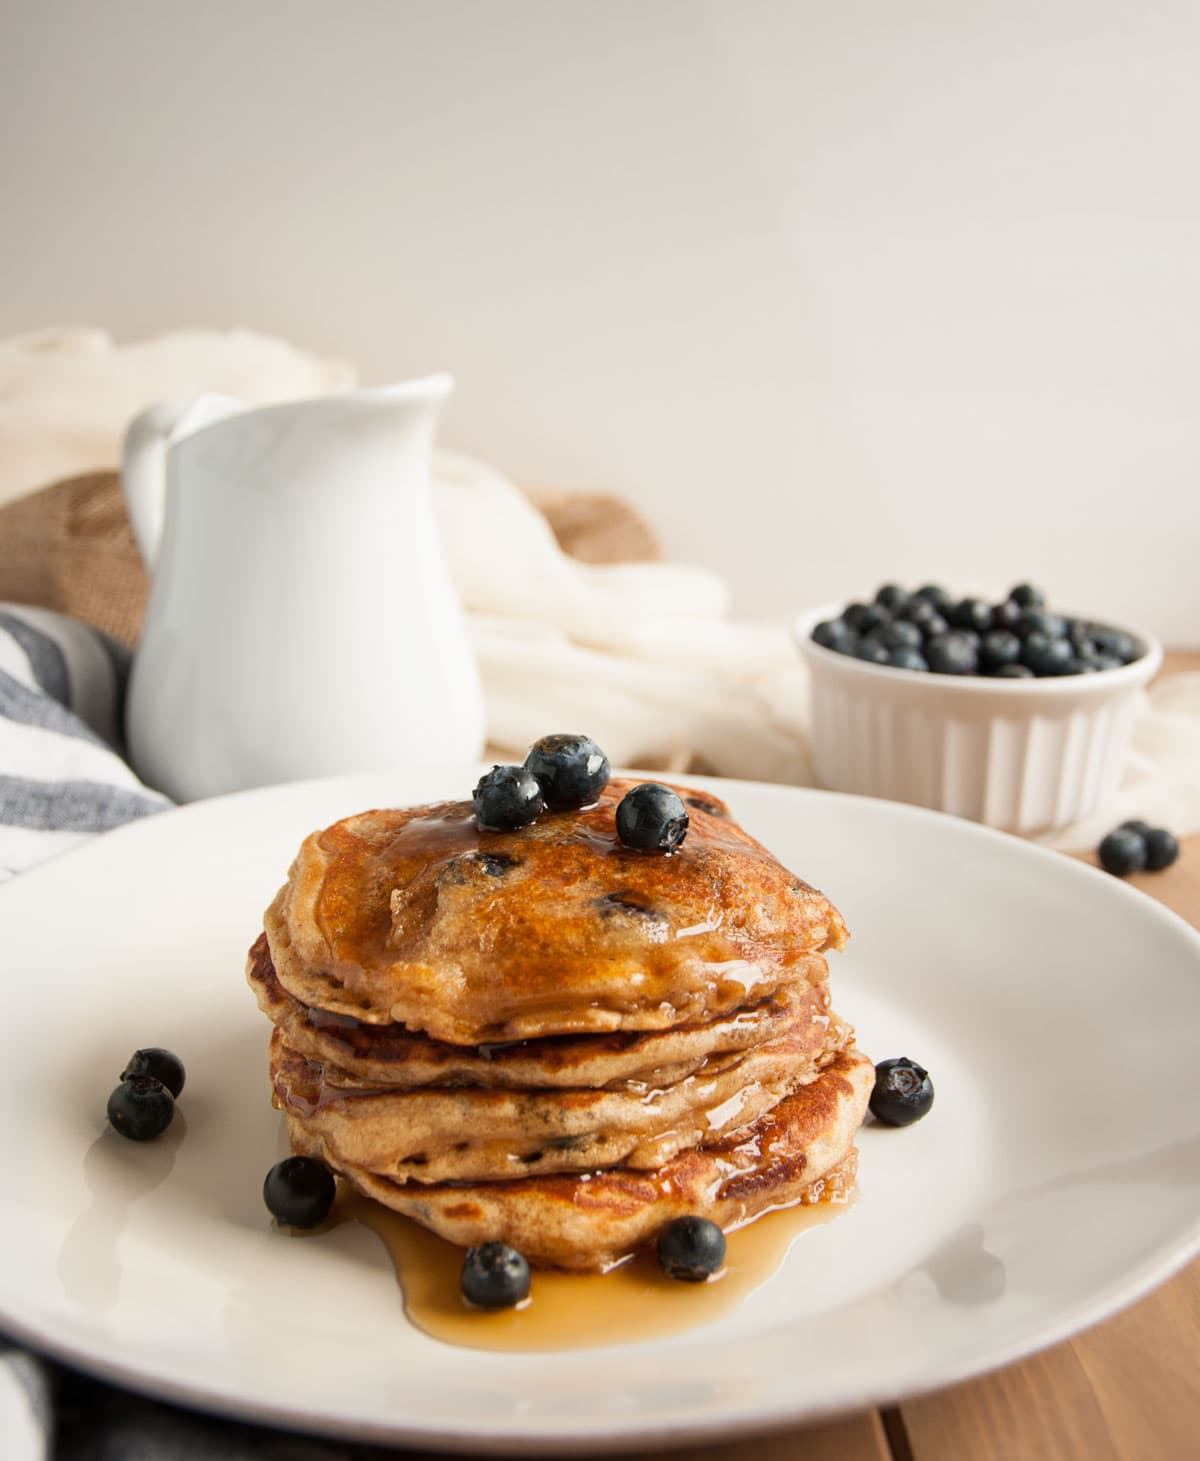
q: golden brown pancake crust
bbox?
[265,778,848,1044]
[248,932,840,1091]
[267,1013,843,1182]
[288,1048,873,1270]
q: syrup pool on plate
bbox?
[296,1187,852,1352]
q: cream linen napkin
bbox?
[0,327,355,508]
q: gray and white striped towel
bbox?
[0,605,170,882]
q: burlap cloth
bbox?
[0,473,659,647]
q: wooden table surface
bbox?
[415,652,1200,1461]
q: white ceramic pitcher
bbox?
[121,375,485,802]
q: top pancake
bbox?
[265,778,848,1045]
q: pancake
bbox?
[250,770,869,1273]
[248,933,838,1091]
[287,1048,874,1270]
[267,1007,846,1183]
[264,779,847,1044]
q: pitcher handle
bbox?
[122,393,245,565]
[121,400,191,566]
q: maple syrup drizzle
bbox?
[304,1187,852,1352]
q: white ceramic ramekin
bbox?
[795,606,1163,833]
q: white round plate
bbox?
[3,769,1199,1454]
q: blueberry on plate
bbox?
[812,618,856,654]
[461,1241,532,1309]
[925,632,979,675]
[980,630,1021,671]
[657,1216,726,1281]
[616,784,689,852]
[263,1155,336,1227]
[889,646,928,671]
[869,1057,934,1127]
[121,1046,185,1099]
[473,765,545,832]
[106,1076,175,1141]
[1098,827,1148,877]
[1020,632,1073,677]
[1144,827,1180,871]
[524,733,610,811]
[853,638,891,665]
[1009,582,1045,609]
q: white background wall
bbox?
[3,0,1197,639]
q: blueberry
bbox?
[106,1076,175,1141]
[898,598,941,631]
[869,1057,934,1126]
[990,599,1023,631]
[1098,827,1147,877]
[812,618,856,654]
[263,1156,336,1227]
[1016,610,1067,640]
[949,597,993,634]
[1092,628,1140,664]
[121,1047,185,1099]
[990,663,1034,678]
[844,601,888,633]
[1120,819,1154,839]
[1144,827,1180,872]
[980,630,1021,671]
[889,646,929,672]
[524,733,610,811]
[880,620,923,651]
[1020,632,1073,676]
[853,638,891,665]
[925,632,979,675]
[1009,583,1045,609]
[874,583,910,612]
[914,584,954,615]
[473,765,545,832]
[616,783,689,852]
[656,1216,726,1281]
[461,1241,531,1309]
[1091,652,1123,672]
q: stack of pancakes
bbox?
[248,778,871,1270]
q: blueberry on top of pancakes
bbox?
[472,764,545,832]
[524,734,610,811]
[616,783,689,853]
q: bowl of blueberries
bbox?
[796,582,1162,833]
